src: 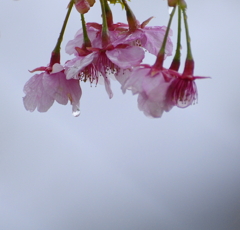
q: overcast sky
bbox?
[1,0,240,230]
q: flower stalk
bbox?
[182,5,194,75]
[169,4,181,71]
[122,0,138,32]
[81,14,92,48]
[50,0,74,67]
[153,6,176,69]
[182,6,193,61]
[104,0,113,28]
[100,0,110,48]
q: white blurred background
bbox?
[0,0,240,229]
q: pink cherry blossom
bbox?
[121,64,174,118]
[67,19,173,57]
[65,25,101,55]
[112,18,173,56]
[121,59,208,118]
[65,22,129,56]
[65,44,145,98]
[166,76,198,108]
[23,64,82,116]
[167,60,208,108]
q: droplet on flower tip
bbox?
[177,99,191,108]
[72,109,81,117]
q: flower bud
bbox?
[74,0,90,14]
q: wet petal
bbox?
[65,52,96,79]
[106,46,144,69]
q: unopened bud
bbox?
[74,0,90,14]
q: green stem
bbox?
[182,7,193,60]
[122,0,138,32]
[52,0,74,54]
[100,0,110,48]
[49,0,74,66]
[81,14,92,48]
[104,0,113,28]
[153,6,176,69]
[170,4,181,71]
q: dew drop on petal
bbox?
[72,109,81,117]
[176,99,191,108]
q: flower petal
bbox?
[137,92,164,118]
[101,72,113,99]
[142,26,173,56]
[106,46,144,69]
[65,52,96,79]
[23,73,54,112]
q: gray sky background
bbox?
[1,0,240,229]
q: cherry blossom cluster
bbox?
[23,0,208,118]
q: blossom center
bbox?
[95,52,119,76]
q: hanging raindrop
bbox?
[72,109,81,117]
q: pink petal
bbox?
[67,79,82,114]
[101,72,113,99]
[106,46,144,69]
[23,73,54,112]
[115,68,132,88]
[122,66,150,94]
[142,26,173,56]
[65,52,96,79]
[23,71,82,115]
[65,27,101,55]
[137,93,165,118]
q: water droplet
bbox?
[72,109,80,117]
[177,98,191,108]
